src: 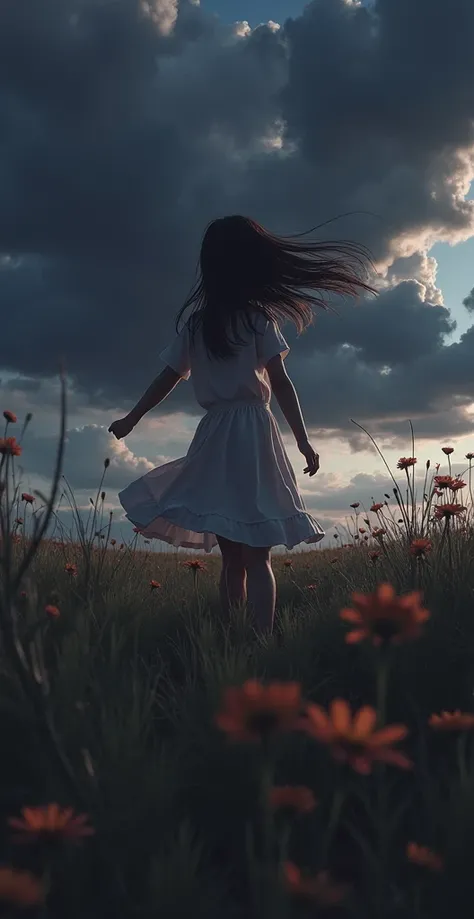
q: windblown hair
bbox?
[175,214,378,360]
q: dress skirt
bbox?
[118,399,325,553]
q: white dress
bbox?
[118,311,325,552]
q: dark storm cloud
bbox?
[1,0,474,440]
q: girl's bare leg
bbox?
[216,535,247,615]
[241,545,275,634]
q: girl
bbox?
[109,215,377,633]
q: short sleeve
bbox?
[159,324,191,380]
[259,319,290,364]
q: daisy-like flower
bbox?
[0,866,44,907]
[215,680,303,743]
[359,527,366,534]
[368,551,381,563]
[397,457,417,470]
[283,863,348,906]
[269,786,317,814]
[350,502,360,509]
[372,528,386,538]
[441,447,454,455]
[181,559,207,572]
[0,437,22,456]
[8,803,94,844]
[465,453,474,461]
[428,710,474,731]
[3,410,17,424]
[410,538,432,558]
[21,492,35,504]
[433,475,453,490]
[434,503,466,520]
[45,605,60,619]
[298,699,412,774]
[407,842,444,872]
[450,478,466,492]
[340,583,430,646]
[370,502,384,512]
[64,563,77,576]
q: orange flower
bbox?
[21,492,35,504]
[350,502,360,509]
[269,786,317,814]
[215,680,303,743]
[368,551,380,563]
[150,579,161,590]
[0,437,22,456]
[410,538,432,558]
[433,475,453,489]
[370,503,384,512]
[181,559,207,571]
[340,583,430,646]
[298,699,412,774]
[0,866,44,907]
[397,457,417,470]
[407,842,444,872]
[64,563,77,576]
[8,804,94,844]
[441,447,454,455]
[283,863,348,906]
[450,478,466,492]
[45,605,60,619]
[434,503,466,520]
[3,410,17,424]
[429,710,474,731]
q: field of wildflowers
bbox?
[2,394,474,917]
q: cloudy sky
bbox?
[2,0,474,551]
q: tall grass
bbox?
[1,396,474,917]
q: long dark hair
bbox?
[175,214,378,360]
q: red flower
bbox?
[0,437,22,456]
[350,502,360,509]
[306,583,318,590]
[8,804,94,844]
[21,493,35,504]
[433,475,453,490]
[410,538,432,558]
[340,583,430,646]
[450,478,466,492]
[150,580,161,590]
[3,410,17,424]
[215,680,303,743]
[466,453,474,461]
[269,786,317,814]
[397,457,417,470]
[368,551,381,563]
[181,559,207,572]
[45,605,60,619]
[441,447,454,455]
[64,563,77,576]
[284,559,293,568]
[429,711,474,731]
[407,843,443,872]
[370,503,384,512]
[283,863,348,906]
[434,503,466,520]
[372,528,386,538]
[298,699,411,774]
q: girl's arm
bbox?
[128,366,182,425]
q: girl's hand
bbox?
[298,438,320,477]
[108,415,136,440]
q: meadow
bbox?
[2,397,474,918]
